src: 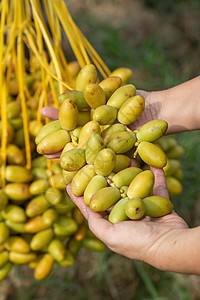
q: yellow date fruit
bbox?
[85,133,104,164]
[0,223,10,244]
[59,99,79,131]
[136,120,168,142]
[58,251,75,267]
[4,183,31,202]
[84,83,106,108]
[92,105,117,125]
[7,144,25,165]
[107,84,136,109]
[125,198,145,220]
[5,166,33,183]
[48,239,66,262]
[107,131,136,154]
[26,195,50,218]
[0,251,9,268]
[99,76,122,100]
[76,64,98,92]
[166,145,184,159]
[112,155,130,173]
[34,254,54,281]
[163,159,180,176]
[60,148,86,171]
[108,198,129,224]
[45,187,63,206]
[9,251,36,264]
[82,238,105,252]
[58,89,89,110]
[5,236,30,253]
[102,123,126,145]
[0,190,8,210]
[30,228,53,251]
[35,120,62,145]
[109,67,132,84]
[166,176,183,197]
[42,209,58,226]
[37,130,70,155]
[127,170,154,199]
[53,216,78,236]
[5,220,26,233]
[94,148,116,176]
[137,141,167,168]
[25,216,50,233]
[84,175,107,206]
[0,262,12,281]
[29,179,49,195]
[71,165,96,196]
[62,169,77,185]
[112,167,142,188]
[2,205,26,223]
[117,95,145,125]
[89,187,121,212]
[78,121,101,149]
[49,173,66,190]
[143,196,173,217]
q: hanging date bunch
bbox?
[0,0,112,282]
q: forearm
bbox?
[151,76,200,134]
[151,227,200,274]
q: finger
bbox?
[41,107,58,120]
[45,151,62,159]
[150,167,169,199]
[66,184,114,244]
[67,184,90,220]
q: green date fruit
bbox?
[60,148,86,171]
[108,198,129,224]
[85,133,104,164]
[99,76,122,100]
[94,148,116,176]
[117,95,145,125]
[127,170,154,199]
[84,175,107,206]
[137,141,167,168]
[107,84,136,109]
[125,198,145,220]
[59,99,79,131]
[107,131,136,154]
[143,196,173,217]
[92,105,117,125]
[71,165,96,196]
[84,83,106,109]
[35,120,62,145]
[76,64,98,92]
[136,120,168,142]
[112,167,142,188]
[89,187,121,212]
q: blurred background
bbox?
[1,0,200,299]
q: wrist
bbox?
[151,77,200,134]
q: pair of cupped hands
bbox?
[41,90,188,271]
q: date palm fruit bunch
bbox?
[0,0,112,282]
[0,74,105,282]
[36,63,179,225]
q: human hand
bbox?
[67,167,189,272]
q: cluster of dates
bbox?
[37,64,177,225]
[0,64,105,282]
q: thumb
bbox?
[150,167,169,199]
